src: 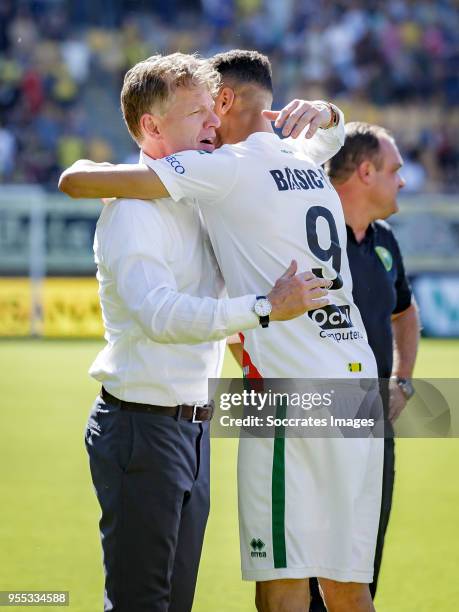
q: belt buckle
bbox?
[192,402,205,423]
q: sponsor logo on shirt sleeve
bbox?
[165,154,185,174]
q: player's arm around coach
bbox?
[58,97,342,200]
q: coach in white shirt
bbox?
[60,53,339,612]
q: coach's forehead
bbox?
[379,135,403,168]
[165,85,214,114]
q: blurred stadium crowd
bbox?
[0,0,458,192]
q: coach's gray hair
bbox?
[326,122,393,184]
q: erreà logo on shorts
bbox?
[308,304,353,329]
[250,538,267,558]
[165,155,185,174]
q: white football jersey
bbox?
[148,132,378,379]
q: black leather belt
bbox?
[101,387,214,422]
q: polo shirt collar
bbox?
[346,222,375,245]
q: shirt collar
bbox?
[346,222,375,245]
[140,150,156,164]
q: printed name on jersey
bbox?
[269,167,329,192]
[308,304,364,343]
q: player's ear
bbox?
[139,113,161,140]
[356,160,374,186]
[214,86,235,116]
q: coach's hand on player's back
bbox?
[267,260,331,322]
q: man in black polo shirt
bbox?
[309,122,421,611]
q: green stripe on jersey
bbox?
[272,399,287,568]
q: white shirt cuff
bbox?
[225,294,259,335]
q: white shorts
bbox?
[238,434,383,583]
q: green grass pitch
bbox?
[0,339,458,611]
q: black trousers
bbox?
[85,394,210,612]
[309,437,395,610]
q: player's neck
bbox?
[246,99,273,132]
[230,84,273,139]
[234,110,273,143]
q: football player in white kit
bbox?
[60,51,382,612]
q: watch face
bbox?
[397,378,414,399]
[255,298,272,317]
[402,381,414,397]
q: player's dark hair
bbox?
[209,49,273,93]
[327,122,393,184]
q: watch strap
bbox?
[255,295,270,328]
[259,315,269,328]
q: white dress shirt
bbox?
[89,152,258,405]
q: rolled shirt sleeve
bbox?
[102,199,258,343]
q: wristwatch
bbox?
[322,102,339,129]
[395,377,415,400]
[254,296,272,328]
